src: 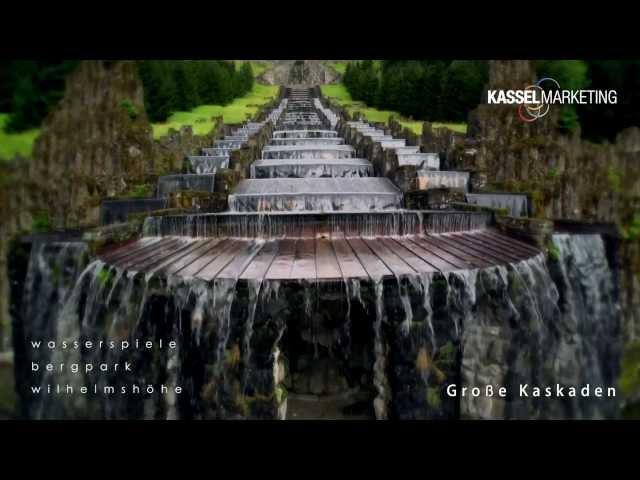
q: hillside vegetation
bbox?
[0,113,39,160]
[152,83,279,138]
[320,83,467,135]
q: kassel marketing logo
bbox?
[487,77,618,123]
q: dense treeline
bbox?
[343,60,488,123]
[0,60,79,131]
[343,60,640,142]
[574,61,640,142]
[137,60,254,122]
[0,60,255,130]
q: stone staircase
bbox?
[187,106,286,174]
[228,87,403,213]
[100,85,540,280]
[340,118,533,217]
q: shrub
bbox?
[120,99,138,120]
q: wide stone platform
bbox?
[99,229,540,281]
[251,158,373,178]
[228,178,403,212]
[142,210,494,239]
[262,144,355,159]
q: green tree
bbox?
[0,61,13,112]
[217,63,234,105]
[537,60,589,132]
[5,60,78,132]
[138,60,177,122]
[359,60,379,106]
[238,62,254,96]
[578,60,640,142]
[378,65,404,112]
[440,60,488,122]
[173,61,200,111]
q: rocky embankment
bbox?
[260,60,338,86]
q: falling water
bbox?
[12,82,623,421]
[142,210,495,239]
[372,279,390,420]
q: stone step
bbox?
[283,114,320,119]
[394,146,421,155]
[187,156,229,174]
[278,120,324,126]
[415,171,470,191]
[251,158,373,179]
[356,131,389,138]
[215,140,244,149]
[228,177,402,212]
[157,174,216,198]
[262,144,355,160]
[269,137,344,146]
[465,192,531,217]
[231,128,260,137]
[380,140,407,149]
[202,147,231,156]
[397,153,440,169]
[354,126,383,133]
[273,129,338,138]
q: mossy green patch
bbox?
[620,340,640,398]
[546,167,559,179]
[621,212,640,242]
[547,242,561,261]
[32,211,51,233]
[436,341,456,369]
[128,183,154,198]
[97,267,113,288]
[275,385,287,404]
[120,99,139,120]
[607,166,623,193]
[426,386,442,409]
[489,177,561,219]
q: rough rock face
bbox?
[29,61,157,230]
[260,61,337,86]
[0,160,32,352]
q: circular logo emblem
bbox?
[518,77,560,122]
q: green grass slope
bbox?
[152,83,279,138]
[0,113,40,161]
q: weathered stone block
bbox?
[214,168,242,194]
[495,216,553,248]
[405,188,466,210]
[168,191,225,211]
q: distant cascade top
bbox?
[223,87,410,213]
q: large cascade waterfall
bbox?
[9,87,624,420]
[12,233,621,419]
